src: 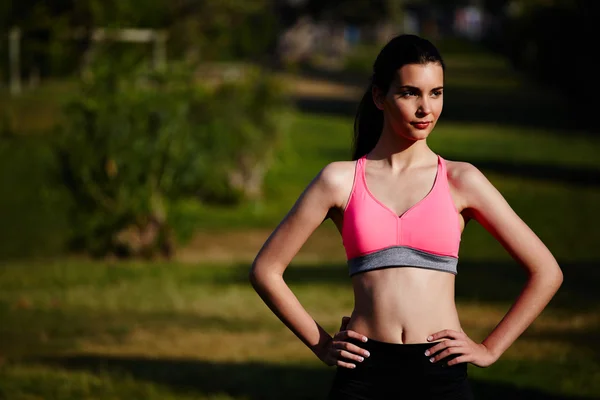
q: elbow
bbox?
[536,262,563,292]
[550,271,564,297]
[553,266,564,290]
[549,260,564,289]
[248,260,278,290]
[248,261,260,288]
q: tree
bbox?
[54,52,293,259]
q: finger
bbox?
[424,340,464,357]
[336,341,371,358]
[339,316,351,331]
[428,329,464,342]
[337,330,368,343]
[337,349,365,363]
[446,355,471,366]
[429,346,464,364]
[337,360,357,369]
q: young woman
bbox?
[249,34,563,399]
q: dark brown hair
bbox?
[352,34,445,160]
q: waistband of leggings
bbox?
[347,337,434,353]
[345,337,466,372]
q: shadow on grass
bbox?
[35,355,594,400]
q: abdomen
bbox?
[347,267,461,344]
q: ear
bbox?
[371,85,385,110]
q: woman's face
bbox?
[374,62,444,142]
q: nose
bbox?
[417,97,432,116]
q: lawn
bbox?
[0,259,599,399]
[1,42,600,399]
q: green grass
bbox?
[1,41,600,399]
[0,260,599,399]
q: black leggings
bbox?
[328,338,474,400]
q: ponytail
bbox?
[352,82,383,160]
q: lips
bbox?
[411,121,431,129]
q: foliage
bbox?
[53,52,293,258]
[169,0,279,61]
[1,0,280,80]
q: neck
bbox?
[368,123,435,169]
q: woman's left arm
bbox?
[426,162,563,367]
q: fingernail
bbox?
[424,350,430,356]
[362,337,368,342]
[427,336,433,341]
[358,356,364,362]
[350,364,356,369]
[364,351,370,357]
[429,358,434,363]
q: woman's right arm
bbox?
[249,162,369,368]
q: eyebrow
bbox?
[396,85,444,91]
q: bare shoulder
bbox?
[318,160,357,207]
[445,159,489,191]
[319,160,356,186]
[445,159,505,214]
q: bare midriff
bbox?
[345,266,461,344]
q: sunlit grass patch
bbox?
[1,260,600,399]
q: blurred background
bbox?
[0,0,598,399]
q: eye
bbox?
[431,90,443,98]
[399,90,417,98]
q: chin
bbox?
[395,124,435,142]
[407,130,432,141]
[411,125,436,140]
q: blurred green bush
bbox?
[53,54,293,259]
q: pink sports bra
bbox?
[342,154,462,276]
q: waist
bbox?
[342,337,468,374]
[347,266,460,343]
[347,312,461,344]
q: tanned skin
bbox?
[249,63,563,370]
